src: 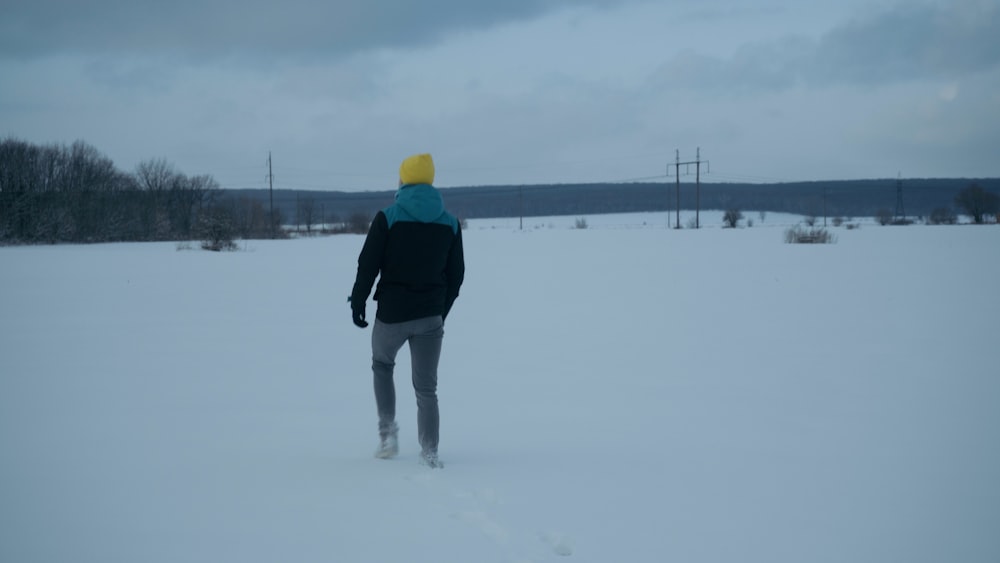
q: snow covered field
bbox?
[2,212,998,563]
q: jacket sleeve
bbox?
[443,226,465,319]
[350,212,388,311]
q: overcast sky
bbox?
[2,0,998,191]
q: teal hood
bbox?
[384,184,458,232]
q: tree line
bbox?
[239,177,1000,230]
[3,137,998,245]
[0,138,282,244]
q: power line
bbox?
[613,174,669,183]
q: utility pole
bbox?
[666,158,672,229]
[668,148,709,229]
[267,151,275,239]
[823,187,828,227]
[519,186,524,230]
[695,147,704,229]
[894,172,905,222]
[674,150,681,229]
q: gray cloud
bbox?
[649,0,1000,94]
[648,37,810,95]
[4,0,997,186]
[812,0,1000,83]
[0,0,634,60]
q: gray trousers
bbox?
[371,315,444,453]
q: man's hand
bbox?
[352,306,369,328]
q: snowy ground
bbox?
[2,211,999,563]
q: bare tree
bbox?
[955,184,999,224]
[723,209,743,228]
[167,174,216,238]
[135,159,177,238]
[297,196,317,234]
[56,141,119,241]
[135,158,175,192]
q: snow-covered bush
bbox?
[723,209,743,228]
[785,226,836,244]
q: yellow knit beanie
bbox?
[399,153,435,185]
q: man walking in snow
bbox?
[350,153,465,469]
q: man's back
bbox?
[352,177,464,324]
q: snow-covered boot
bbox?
[419,449,444,469]
[375,423,399,459]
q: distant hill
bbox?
[221,178,1000,224]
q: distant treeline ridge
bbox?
[234,177,1000,226]
[2,137,997,244]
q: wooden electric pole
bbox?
[668,148,709,229]
[267,151,275,239]
[895,173,905,222]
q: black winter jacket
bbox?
[351,184,465,323]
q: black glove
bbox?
[352,304,369,328]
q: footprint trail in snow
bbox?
[405,469,574,560]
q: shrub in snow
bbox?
[929,207,958,225]
[201,238,237,252]
[875,209,893,226]
[344,213,372,234]
[574,218,588,229]
[723,209,743,228]
[197,208,238,252]
[785,226,836,244]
